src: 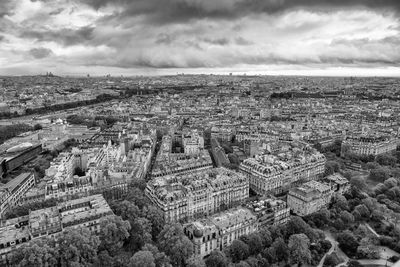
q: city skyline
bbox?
[0,0,400,76]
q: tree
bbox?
[271,238,289,263]
[337,231,359,256]
[128,217,152,252]
[126,187,149,209]
[354,204,370,219]
[229,240,250,263]
[258,228,272,248]
[333,195,349,211]
[99,216,131,256]
[157,223,193,267]
[243,233,263,255]
[325,161,340,176]
[350,176,367,191]
[57,227,100,266]
[288,234,311,266]
[384,178,398,188]
[111,200,141,223]
[356,245,380,259]
[286,216,309,237]
[323,254,339,267]
[376,154,397,167]
[245,257,259,267]
[369,168,390,183]
[187,257,206,267]
[10,239,58,267]
[347,260,363,267]
[142,243,171,267]
[34,123,43,131]
[269,225,284,240]
[205,250,229,267]
[142,205,165,240]
[331,218,346,231]
[231,261,251,267]
[261,247,276,263]
[129,251,156,267]
[93,251,115,267]
[366,162,380,170]
[374,183,388,195]
[306,208,330,228]
[387,186,400,200]
[340,211,355,224]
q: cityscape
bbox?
[1,0,400,267]
[0,75,399,267]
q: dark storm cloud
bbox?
[0,0,15,17]
[235,37,253,46]
[29,47,53,59]
[331,36,400,47]
[49,8,64,16]
[69,0,400,24]
[155,34,174,45]
[20,26,95,46]
[202,38,230,46]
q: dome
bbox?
[193,229,203,238]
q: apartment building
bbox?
[341,135,398,157]
[245,197,290,227]
[0,173,35,217]
[182,130,204,155]
[0,194,113,264]
[240,143,326,195]
[184,207,258,258]
[146,167,249,222]
[287,181,333,216]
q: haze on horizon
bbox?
[0,0,400,77]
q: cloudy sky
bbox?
[0,0,400,76]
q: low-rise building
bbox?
[245,197,290,227]
[0,194,113,263]
[184,207,258,258]
[287,181,333,216]
[326,173,350,194]
[0,173,35,218]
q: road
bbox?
[322,230,400,267]
[317,232,337,267]
[365,223,380,238]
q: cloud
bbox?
[202,37,230,46]
[1,0,400,75]
[67,0,400,24]
[49,8,64,16]
[0,0,15,17]
[235,37,253,45]
[29,47,53,59]
[20,26,95,46]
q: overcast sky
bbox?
[0,0,399,76]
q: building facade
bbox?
[0,194,113,264]
[0,173,35,218]
[184,207,258,258]
[341,135,398,157]
[245,197,290,227]
[146,167,249,222]
[287,181,333,216]
[240,144,326,195]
